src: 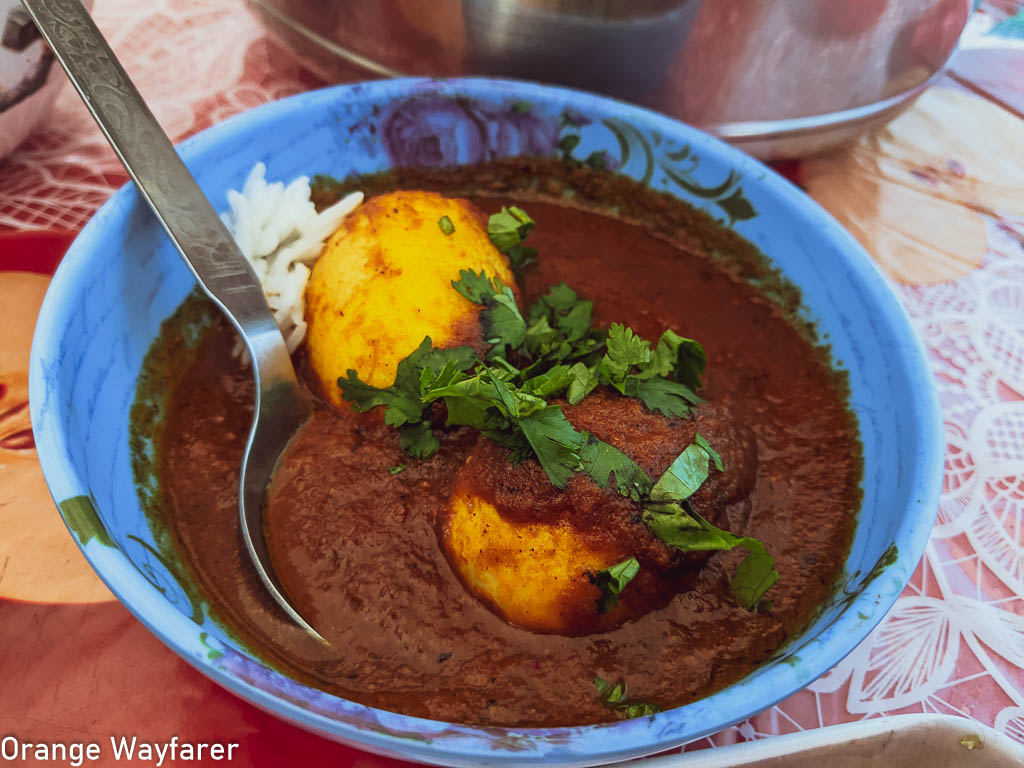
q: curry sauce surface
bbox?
[155,195,860,727]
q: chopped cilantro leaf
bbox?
[673,337,707,392]
[649,442,708,504]
[484,293,527,354]
[560,301,595,343]
[632,332,677,380]
[642,439,779,609]
[421,367,509,428]
[337,369,401,413]
[382,395,424,428]
[566,362,599,405]
[623,701,660,718]
[600,323,651,395]
[641,504,777,608]
[400,421,440,459]
[394,338,477,402]
[517,406,586,488]
[641,507,736,552]
[635,378,701,419]
[488,206,535,252]
[419,356,470,395]
[522,364,574,398]
[694,433,724,471]
[484,204,537,276]
[416,345,479,382]
[642,505,780,610]
[594,325,707,416]
[594,676,660,718]
[593,557,639,613]
[579,433,652,501]
[445,388,502,431]
[523,283,603,370]
[387,464,406,475]
[421,362,584,488]
[534,282,580,314]
[732,541,781,610]
[634,330,707,391]
[338,336,476,459]
[490,370,544,419]
[523,316,572,365]
[452,269,526,354]
[594,676,624,703]
[438,215,455,235]
[451,269,495,303]
[511,99,532,114]
[505,244,537,279]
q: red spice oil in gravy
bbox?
[138,165,861,728]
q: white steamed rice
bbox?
[220,162,362,355]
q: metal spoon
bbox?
[23,0,324,642]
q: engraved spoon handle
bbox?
[22,0,275,338]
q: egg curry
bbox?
[139,160,861,727]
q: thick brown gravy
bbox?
[148,181,860,727]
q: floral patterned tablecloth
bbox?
[2,1,1024,765]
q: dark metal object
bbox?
[248,0,972,158]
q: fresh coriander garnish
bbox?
[694,432,724,471]
[642,435,779,610]
[598,323,650,396]
[337,203,778,609]
[649,441,711,505]
[594,676,660,718]
[438,215,455,235]
[452,269,526,358]
[593,557,639,613]
[578,433,652,501]
[579,433,778,610]
[596,324,705,418]
[416,354,664,492]
[420,360,586,488]
[488,206,535,252]
[523,283,604,374]
[338,336,476,459]
[511,99,532,115]
[484,207,537,278]
[387,464,406,475]
[505,245,537,280]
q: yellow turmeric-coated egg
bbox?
[445,489,620,635]
[305,190,515,405]
[444,460,625,635]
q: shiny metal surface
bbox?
[249,0,971,158]
[23,0,321,640]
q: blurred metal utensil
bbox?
[248,0,971,158]
[22,0,324,642]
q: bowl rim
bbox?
[29,76,945,766]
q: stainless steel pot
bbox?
[248,0,972,158]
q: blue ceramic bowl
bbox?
[29,78,943,767]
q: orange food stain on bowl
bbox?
[0,271,113,604]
